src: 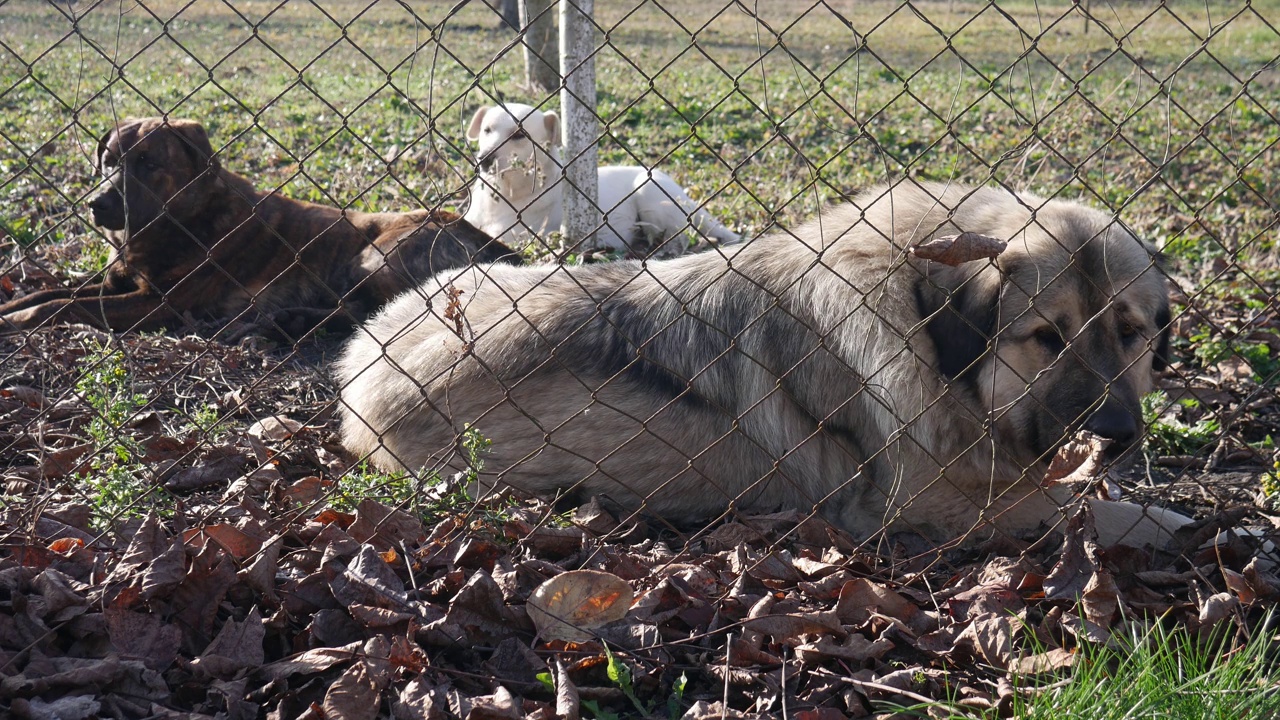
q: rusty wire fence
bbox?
[1,0,1279,574]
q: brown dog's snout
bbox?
[88,189,126,231]
[1083,398,1141,451]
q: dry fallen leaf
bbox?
[247,415,303,442]
[911,232,1008,265]
[553,658,581,720]
[1043,431,1113,487]
[1009,647,1077,675]
[527,569,633,642]
[183,523,264,561]
[744,612,844,643]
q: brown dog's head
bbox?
[88,117,220,232]
[916,188,1172,471]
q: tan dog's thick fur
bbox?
[338,181,1189,547]
[0,117,518,337]
[462,103,739,258]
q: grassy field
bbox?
[2,0,1278,260]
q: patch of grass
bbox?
[1008,617,1280,719]
[889,614,1280,719]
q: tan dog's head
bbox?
[466,103,560,187]
[89,117,220,233]
[917,194,1171,470]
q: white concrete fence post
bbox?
[558,0,599,252]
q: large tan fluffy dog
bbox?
[0,117,517,338]
[336,181,1188,546]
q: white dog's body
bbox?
[462,103,739,258]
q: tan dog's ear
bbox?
[916,263,1000,381]
[166,119,220,175]
[466,107,489,142]
[542,110,561,147]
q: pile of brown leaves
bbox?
[2,413,1278,718]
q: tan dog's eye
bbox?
[1033,326,1065,353]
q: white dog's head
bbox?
[467,103,561,189]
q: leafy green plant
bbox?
[1141,391,1221,456]
[535,670,619,720]
[1261,460,1280,511]
[666,671,688,720]
[0,215,40,247]
[65,236,113,276]
[1193,335,1280,385]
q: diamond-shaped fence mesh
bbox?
[2,0,1279,714]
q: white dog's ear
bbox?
[542,111,561,146]
[466,107,489,142]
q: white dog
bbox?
[461,103,740,258]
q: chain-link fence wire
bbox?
[1,0,1278,581]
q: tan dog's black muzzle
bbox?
[1084,397,1142,452]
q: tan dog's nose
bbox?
[1084,397,1141,450]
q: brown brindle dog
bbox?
[0,117,518,338]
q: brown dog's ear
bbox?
[542,110,561,147]
[466,107,489,142]
[94,126,113,173]
[914,263,1000,383]
[166,119,220,175]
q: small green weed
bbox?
[604,643,649,717]
[74,341,168,527]
[63,236,114,277]
[334,461,416,512]
[185,403,227,440]
[1261,460,1280,511]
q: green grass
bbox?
[888,614,1280,719]
[1007,617,1280,719]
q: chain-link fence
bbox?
[2,0,1279,716]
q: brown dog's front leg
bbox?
[0,286,80,316]
[0,288,177,332]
